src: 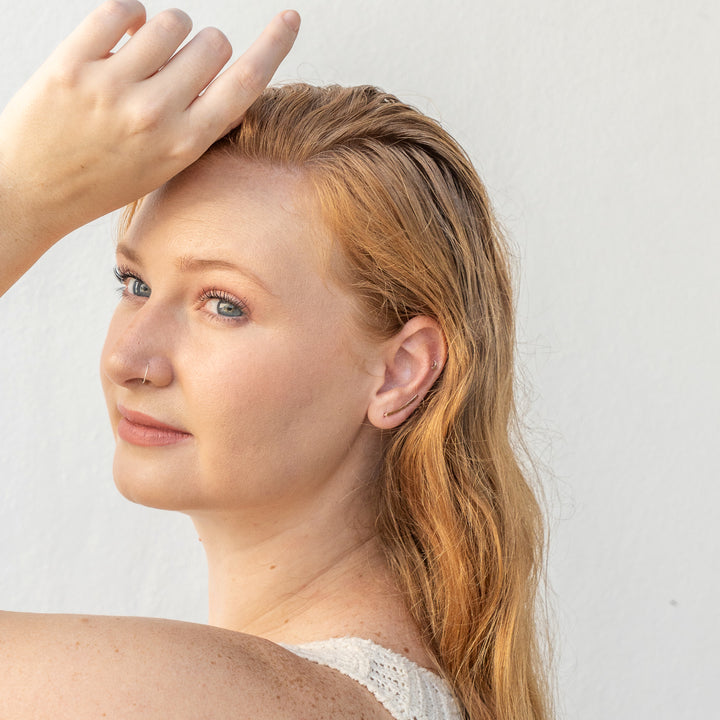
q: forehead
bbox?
[119,155,368,336]
[123,155,334,287]
[158,154,305,217]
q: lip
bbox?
[117,404,192,447]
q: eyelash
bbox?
[113,265,249,323]
[114,265,147,299]
[197,287,249,323]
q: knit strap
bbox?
[281,637,462,720]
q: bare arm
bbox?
[0,0,299,296]
[0,612,390,719]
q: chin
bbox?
[112,451,201,512]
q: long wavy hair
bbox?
[126,84,552,720]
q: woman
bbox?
[0,2,550,719]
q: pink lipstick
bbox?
[117,405,192,447]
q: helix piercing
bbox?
[142,362,149,385]
[431,360,438,370]
[383,394,418,418]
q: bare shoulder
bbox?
[0,611,392,719]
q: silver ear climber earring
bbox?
[383,394,418,418]
[142,362,149,385]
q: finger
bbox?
[55,0,147,63]
[187,10,300,139]
[146,26,232,106]
[108,8,193,81]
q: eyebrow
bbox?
[116,242,274,296]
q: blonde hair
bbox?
[131,84,552,719]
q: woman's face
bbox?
[100,156,383,518]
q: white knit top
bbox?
[281,637,462,720]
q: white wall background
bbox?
[1,1,717,717]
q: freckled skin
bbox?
[101,158,380,521]
[0,612,394,719]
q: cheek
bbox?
[187,325,368,491]
[187,333,314,439]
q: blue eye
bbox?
[215,299,244,317]
[128,278,151,297]
[114,266,150,298]
[199,288,248,322]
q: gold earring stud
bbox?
[383,393,418,418]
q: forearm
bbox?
[0,182,63,297]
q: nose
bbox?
[101,301,175,389]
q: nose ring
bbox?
[142,362,149,385]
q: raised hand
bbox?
[0,0,300,295]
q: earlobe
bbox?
[368,317,446,429]
[383,394,418,418]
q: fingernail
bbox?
[282,9,301,33]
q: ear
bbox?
[367,316,446,429]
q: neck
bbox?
[198,514,392,641]
[189,433,404,643]
[190,475,439,670]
